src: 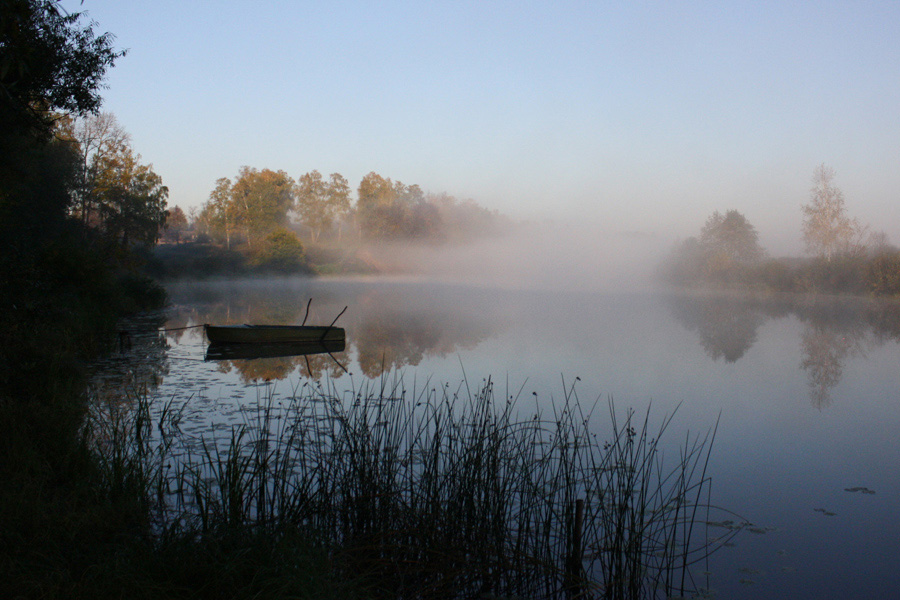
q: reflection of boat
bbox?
[204,324,345,344]
[205,338,346,361]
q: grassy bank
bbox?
[0,228,174,599]
[0,228,351,598]
[660,246,900,298]
[142,239,379,280]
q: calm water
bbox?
[97,276,900,599]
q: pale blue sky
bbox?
[62,1,900,251]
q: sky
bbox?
[61,0,900,253]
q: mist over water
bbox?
[102,272,900,599]
[361,220,672,293]
[90,209,900,600]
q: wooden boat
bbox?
[205,338,345,361]
[204,324,345,344]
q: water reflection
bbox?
[204,339,345,361]
[88,281,900,599]
[89,313,169,403]
[667,293,900,408]
[164,280,502,384]
[668,296,765,362]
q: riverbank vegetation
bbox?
[85,372,730,599]
[0,2,812,597]
[659,166,900,297]
[0,2,173,597]
[149,167,511,278]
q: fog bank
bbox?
[362,220,672,293]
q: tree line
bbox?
[1,1,169,322]
[661,165,900,296]
[192,167,506,250]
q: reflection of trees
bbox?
[864,302,900,345]
[90,314,169,404]
[352,288,491,377]
[668,295,766,363]
[355,317,443,377]
[216,351,350,384]
[164,283,499,381]
[298,352,348,379]
[796,303,872,409]
[669,293,900,409]
[163,309,191,344]
[216,357,296,383]
[800,326,857,409]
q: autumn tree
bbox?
[661,209,765,286]
[801,165,866,261]
[356,172,441,240]
[203,177,236,248]
[91,143,168,245]
[162,205,188,243]
[357,171,396,238]
[430,192,504,241]
[699,209,765,269]
[230,167,295,248]
[294,170,351,242]
[1,0,123,234]
[65,112,131,226]
[201,168,295,250]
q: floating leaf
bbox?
[844,486,876,495]
[746,526,772,534]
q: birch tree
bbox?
[801,165,863,261]
[206,177,235,248]
[229,167,295,249]
[69,112,131,226]
[294,170,351,242]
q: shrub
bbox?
[866,250,900,297]
[250,227,313,274]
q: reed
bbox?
[93,373,732,600]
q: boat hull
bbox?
[204,324,345,344]
[205,338,345,361]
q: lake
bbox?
[95,276,900,599]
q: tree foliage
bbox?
[94,145,168,245]
[662,209,765,286]
[357,171,441,240]
[200,167,295,249]
[2,1,122,236]
[231,167,295,247]
[699,209,765,269]
[64,111,130,226]
[801,165,864,261]
[1,0,123,132]
[56,112,168,246]
[249,226,310,273]
[162,205,188,243]
[200,167,506,264]
[202,177,236,247]
[294,170,350,242]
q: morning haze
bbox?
[59,1,900,252]
[5,1,900,599]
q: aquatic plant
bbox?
[92,373,732,599]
